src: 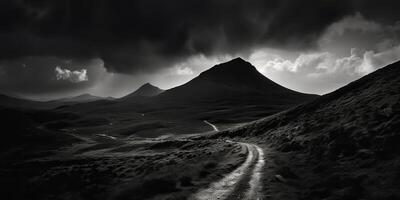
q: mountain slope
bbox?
[213,60,400,199]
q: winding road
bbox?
[193,122,265,200]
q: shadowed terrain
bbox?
[1,59,399,200]
[0,58,316,200]
[212,60,400,199]
[1,1,400,199]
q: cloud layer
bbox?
[0,1,399,98]
[1,0,400,74]
[249,13,400,94]
[250,41,400,95]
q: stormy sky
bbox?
[0,0,400,99]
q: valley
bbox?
[1,58,399,200]
[2,1,400,200]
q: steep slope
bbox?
[122,83,164,99]
[213,61,400,199]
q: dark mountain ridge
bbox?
[155,57,317,104]
[195,57,289,91]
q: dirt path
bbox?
[191,141,265,200]
[203,120,219,132]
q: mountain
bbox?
[55,58,318,136]
[122,83,164,99]
[56,58,319,132]
[157,57,317,103]
[147,57,318,122]
[56,93,109,102]
[213,60,400,199]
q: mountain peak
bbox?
[123,83,164,99]
[196,57,262,85]
[218,57,252,68]
[229,57,247,63]
[142,83,153,87]
[160,57,315,98]
[138,83,160,91]
[155,58,317,112]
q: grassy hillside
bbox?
[212,61,400,199]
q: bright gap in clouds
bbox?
[55,66,88,83]
[249,13,400,95]
[249,45,400,95]
[93,37,400,98]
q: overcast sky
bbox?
[0,0,400,100]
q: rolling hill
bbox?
[0,93,63,109]
[55,93,111,102]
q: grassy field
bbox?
[0,134,248,200]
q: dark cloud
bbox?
[0,0,399,74]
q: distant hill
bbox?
[0,93,53,109]
[56,93,111,102]
[122,83,164,100]
[214,60,400,199]
[0,94,32,107]
[0,93,110,110]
